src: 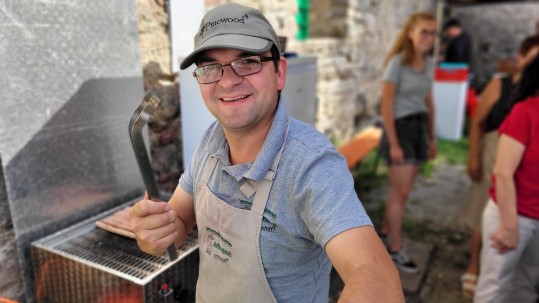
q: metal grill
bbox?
[32,199,199,303]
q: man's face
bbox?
[197,48,286,135]
[445,26,460,39]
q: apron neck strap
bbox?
[200,156,218,187]
[251,123,289,215]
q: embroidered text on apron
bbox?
[195,126,288,303]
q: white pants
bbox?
[503,230,539,302]
[474,199,539,303]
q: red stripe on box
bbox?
[435,68,468,81]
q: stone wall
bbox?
[452,2,539,88]
[135,0,183,193]
[233,0,436,142]
[136,1,539,181]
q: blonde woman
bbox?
[378,12,437,273]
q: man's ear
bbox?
[276,57,287,91]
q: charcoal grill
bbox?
[31,199,199,303]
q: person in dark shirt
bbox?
[443,18,472,66]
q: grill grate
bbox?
[33,200,199,284]
[55,229,166,279]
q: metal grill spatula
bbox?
[129,92,178,261]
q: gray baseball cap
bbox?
[179,3,281,70]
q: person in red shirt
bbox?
[474,53,539,303]
[460,35,539,298]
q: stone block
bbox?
[400,238,434,294]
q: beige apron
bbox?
[195,129,287,303]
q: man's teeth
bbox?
[222,95,248,102]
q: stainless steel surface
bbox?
[0,1,146,301]
[129,92,178,261]
[32,199,199,303]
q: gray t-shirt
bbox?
[179,100,372,303]
[383,53,434,118]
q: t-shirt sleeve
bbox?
[294,147,372,248]
[499,101,530,146]
[178,152,196,195]
[383,55,402,84]
[178,122,218,195]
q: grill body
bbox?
[31,200,199,303]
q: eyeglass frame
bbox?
[192,55,274,84]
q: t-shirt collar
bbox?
[210,99,289,182]
[244,100,289,182]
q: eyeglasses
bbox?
[420,29,437,37]
[193,55,274,84]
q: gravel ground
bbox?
[330,163,475,302]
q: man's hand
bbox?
[129,193,179,256]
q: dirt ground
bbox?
[330,163,475,302]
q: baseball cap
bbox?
[179,3,281,70]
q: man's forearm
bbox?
[338,264,404,303]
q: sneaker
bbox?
[379,233,390,249]
[390,250,419,274]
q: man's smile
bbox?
[220,94,250,102]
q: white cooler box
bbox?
[433,64,469,141]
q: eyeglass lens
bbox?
[194,56,265,84]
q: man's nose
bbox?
[219,65,242,87]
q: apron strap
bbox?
[251,123,289,215]
[200,156,218,187]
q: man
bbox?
[443,18,472,66]
[130,3,402,302]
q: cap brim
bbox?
[180,34,273,70]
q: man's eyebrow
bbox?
[197,52,259,65]
[237,52,257,57]
[197,55,216,65]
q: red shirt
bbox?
[490,96,539,219]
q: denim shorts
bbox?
[379,113,429,165]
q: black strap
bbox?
[483,75,515,132]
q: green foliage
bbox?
[421,137,469,177]
[420,161,436,178]
[352,136,469,183]
[436,137,469,164]
[330,135,343,147]
[350,149,387,193]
